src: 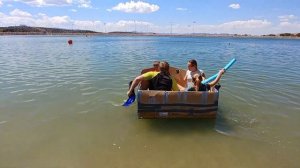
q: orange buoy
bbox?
[68,39,73,45]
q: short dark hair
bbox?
[159,61,170,73]
[153,61,160,67]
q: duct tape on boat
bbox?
[159,112,168,117]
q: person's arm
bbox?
[127,75,144,96]
[202,72,206,79]
[183,74,187,87]
[171,78,180,91]
[177,83,185,91]
[127,71,156,96]
[208,69,225,87]
[200,70,206,79]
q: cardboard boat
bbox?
[137,67,219,119]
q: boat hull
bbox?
[137,90,219,119]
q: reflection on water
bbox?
[0,36,299,167]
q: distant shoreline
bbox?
[1,32,300,40]
[1,25,299,39]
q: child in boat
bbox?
[188,69,225,91]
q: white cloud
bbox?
[278,15,297,22]
[0,0,3,7]
[110,1,159,13]
[48,16,69,24]
[77,0,91,8]
[219,19,271,29]
[229,3,240,9]
[14,0,73,7]
[7,4,13,7]
[70,9,77,12]
[10,9,32,17]
[104,20,154,32]
[277,15,300,33]
[13,0,93,8]
[34,13,70,27]
[216,19,271,34]
[116,20,152,27]
[279,22,300,29]
[168,19,272,35]
[0,9,103,31]
[176,8,187,11]
[73,20,102,30]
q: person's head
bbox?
[192,74,202,85]
[187,59,198,71]
[159,61,170,74]
[153,61,160,71]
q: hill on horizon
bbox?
[0,25,98,34]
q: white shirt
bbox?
[185,69,204,89]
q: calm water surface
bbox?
[0,36,299,167]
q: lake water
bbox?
[0,35,299,168]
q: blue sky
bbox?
[0,0,299,34]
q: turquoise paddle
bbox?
[202,58,236,84]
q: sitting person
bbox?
[140,61,160,74]
[152,61,160,72]
[189,69,225,91]
[183,59,206,90]
[127,61,179,96]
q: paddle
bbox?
[122,81,136,107]
[202,58,236,84]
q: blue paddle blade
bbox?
[123,80,135,107]
[122,94,136,107]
